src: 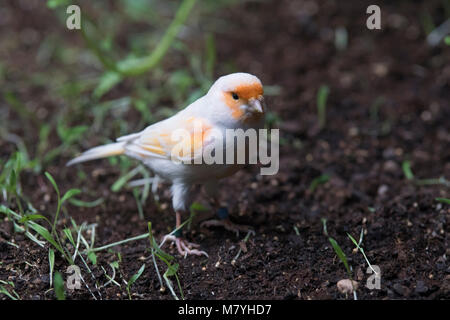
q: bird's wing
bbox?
[123,116,217,163]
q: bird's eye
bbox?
[232,92,239,100]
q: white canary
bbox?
[67,73,266,257]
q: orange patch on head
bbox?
[223,82,264,120]
[223,94,244,119]
[234,83,263,100]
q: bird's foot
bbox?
[161,234,209,258]
[201,218,254,237]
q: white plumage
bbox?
[67,73,266,256]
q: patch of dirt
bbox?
[1,0,449,299]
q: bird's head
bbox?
[207,73,265,124]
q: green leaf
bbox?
[309,174,330,192]
[57,125,88,144]
[38,124,51,155]
[317,85,330,129]
[53,272,66,300]
[63,228,75,246]
[148,223,174,263]
[402,160,414,180]
[47,0,70,9]
[347,232,377,275]
[0,205,19,219]
[18,214,47,224]
[153,247,175,264]
[0,285,18,300]
[61,189,81,204]
[321,218,328,236]
[117,0,198,76]
[111,166,141,192]
[445,36,450,46]
[189,202,208,214]
[29,223,64,254]
[49,249,55,287]
[80,18,117,71]
[9,169,17,191]
[87,251,97,265]
[165,263,179,277]
[436,197,450,205]
[69,197,104,208]
[93,71,122,99]
[328,237,351,276]
[127,264,145,288]
[347,233,359,247]
[133,188,144,220]
[45,172,60,197]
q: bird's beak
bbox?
[249,98,264,114]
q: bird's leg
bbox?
[201,199,254,237]
[161,211,208,258]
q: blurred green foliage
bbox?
[2,0,250,179]
[0,0,256,223]
[1,0,278,224]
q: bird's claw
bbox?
[162,234,209,258]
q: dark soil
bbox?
[1,0,449,299]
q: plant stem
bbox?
[88,233,149,253]
[117,0,197,76]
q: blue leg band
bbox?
[217,207,229,220]
[173,228,182,238]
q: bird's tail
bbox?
[66,142,126,166]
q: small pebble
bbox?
[393,283,408,296]
[377,185,389,196]
[383,160,399,173]
[337,279,358,294]
[415,280,428,294]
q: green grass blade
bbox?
[436,197,450,204]
[309,174,330,192]
[18,214,47,224]
[165,263,179,277]
[445,36,450,45]
[128,264,145,288]
[87,251,97,265]
[126,264,145,299]
[28,222,64,255]
[347,232,378,274]
[402,160,414,180]
[133,188,144,220]
[45,172,60,198]
[347,233,359,247]
[63,228,75,246]
[328,237,351,276]
[93,71,122,99]
[0,285,19,300]
[117,0,198,76]
[321,218,328,236]
[317,85,329,129]
[47,0,70,9]
[61,189,81,204]
[111,166,141,192]
[49,249,55,288]
[69,197,104,208]
[54,272,66,300]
